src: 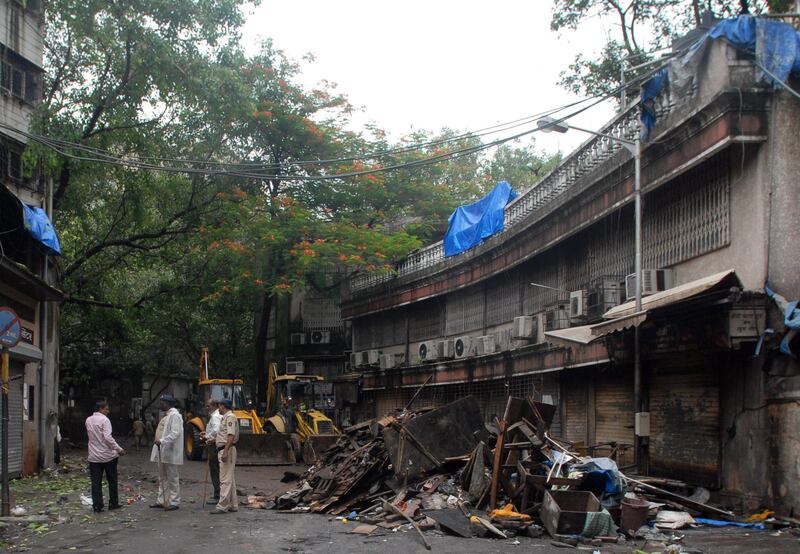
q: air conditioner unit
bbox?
[475,335,496,356]
[418,341,438,362]
[290,333,306,345]
[569,290,588,320]
[349,352,358,369]
[379,353,400,370]
[587,279,624,321]
[309,329,331,344]
[366,349,381,366]
[625,269,675,301]
[494,328,512,352]
[512,316,535,339]
[436,339,455,360]
[454,336,474,359]
[358,351,371,367]
[286,360,305,374]
[545,304,570,331]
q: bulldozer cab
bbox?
[200,379,251,410]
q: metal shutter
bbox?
[0,371,23,476]
[561,374,588,445]
[649,366,720,487]
[594,370,635,467]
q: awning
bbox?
[603,269,740,319]
[545,311,647,345]
[9,342,42,363]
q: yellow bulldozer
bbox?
[184,348,339,464]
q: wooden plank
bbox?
[490,419,507,510]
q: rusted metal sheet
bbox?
[649,365,720,487]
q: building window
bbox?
[1,59,43,104]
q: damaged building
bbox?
[0,0,61,475]
[341,28,800,516]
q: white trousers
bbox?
[157,463,181,506]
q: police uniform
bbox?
[214,410,239,512]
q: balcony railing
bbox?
[350,88,676,294]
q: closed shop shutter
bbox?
[561,374,588,445]
[0,369,23,476]
[649,365,720,487]
[540,374,562,438]
[595,370,635,467]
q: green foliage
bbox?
[551,0,775,99]
[38,0,560,389]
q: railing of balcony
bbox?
[350,88,676,294]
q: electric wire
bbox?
[14,60,670,182]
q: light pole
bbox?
[537,117,646,471]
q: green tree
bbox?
[550,0,778,99]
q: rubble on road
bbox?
[272,394,799,548]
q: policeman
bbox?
[209,399,239,514]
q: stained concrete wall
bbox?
[763,86,800,516]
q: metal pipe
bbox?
[633,137,645,473]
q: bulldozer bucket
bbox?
[235,433,296,465]
[301,434,340,464]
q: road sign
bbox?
[0,308,21,349]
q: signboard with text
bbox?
[0,308,21,349]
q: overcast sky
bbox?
[241,1,621,157]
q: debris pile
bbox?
[271,394,797,548]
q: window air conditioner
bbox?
[569,290,589,320]
[512,316,535,339]
[625,269,674,301]
[290,333,306,345]
[436,339,455,360]
[286,360,305,374]
[366,349,381,366]
[309,329,331,344]
[454,336,474,359]
[379,353,403,370]
[349,352,358,370]
[418,341,438,362]
[475,335,496,356]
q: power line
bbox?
[16,61,668,182]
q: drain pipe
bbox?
[37,177,52,469]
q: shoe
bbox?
[209,508,227,515]
[108,505,122,511]
[165,505,179,511]
[93,507,103,513]
[206,500,218,505]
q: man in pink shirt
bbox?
[85,401,125,513]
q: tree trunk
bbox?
[253,291,273,410]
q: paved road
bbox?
[12,445,800,553]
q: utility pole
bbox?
[1,346,9,516]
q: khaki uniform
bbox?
[215,411,239,512]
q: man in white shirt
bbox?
[85,401,125,513]
[201,399,221,503]
[150,394,183,510]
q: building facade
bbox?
[0,0,60,475]
[342,38,800,514]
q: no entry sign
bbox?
[0,308,21,348]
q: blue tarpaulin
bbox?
[641,16,800,140]
[22,204,61,255]
[443,181,517,257]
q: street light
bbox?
[537,116,646,471]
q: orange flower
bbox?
[254,278,264,285]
